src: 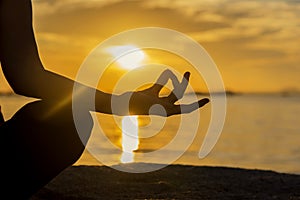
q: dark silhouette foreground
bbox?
[32,164,300,200]
[0,0,209,198]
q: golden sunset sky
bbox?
[1,0,299,93]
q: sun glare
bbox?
[106,45,145,70]
[121,116,139,163]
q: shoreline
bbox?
[31,163,300,200]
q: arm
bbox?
[0,0,107,100]
[0,0,114,113]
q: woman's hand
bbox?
[117,70,209,116]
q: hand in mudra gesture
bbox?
[119,70,209,116]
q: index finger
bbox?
[151,69,180,94]
[168,72,190,103]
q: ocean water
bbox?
[0,94,299,174]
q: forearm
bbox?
[95,92,131,116]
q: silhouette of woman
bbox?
[0,0,209,198]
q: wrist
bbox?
[111,93,131,116]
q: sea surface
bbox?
[1,94,299,174]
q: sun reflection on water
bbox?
[121,116,139,163]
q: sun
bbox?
[106,45,146,70]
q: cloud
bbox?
[32,0,122,15]
[33,0,230,37]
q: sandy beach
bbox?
[31,163,300,200]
